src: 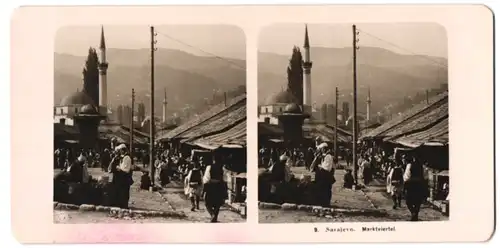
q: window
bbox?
[75,108,78,113]
[59,118,66,125]
[264,117,270,124]
[60,108,63,115]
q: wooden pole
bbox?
[149,26,156,189]
[352,24,359,185]
[130,88,135,164]
[334,87,338,159]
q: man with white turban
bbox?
[310,143,336,207]
[113,144,133,209]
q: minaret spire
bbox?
[98,25,109,118]
[304,24,310,48]
[162,88,168,123]
[366,86,372,121]
[302,24,313,115]
[100,25,106,49]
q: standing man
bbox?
[203,153,227,223]
[310,143,336,207]
[403,155,428,221]
[114,144,132,209]
[184,161,203,211]
[386,160,404,209]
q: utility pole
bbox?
[149,26,157,190]
[352,24,359,185]
[224,91,227,107]
[426,89,429,105]
[130,88,135,164]
[334,87,339,159]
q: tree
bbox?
[82,47,100,105]
[286,46,304,105]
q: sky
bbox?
[55,25,246,59]
[258,23,447,58]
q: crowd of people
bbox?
[54,144,133,208]
[54,143,241,223]
[142,147,232,222]
[258,137,442,221]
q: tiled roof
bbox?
[178,100,246,140]
[388,117,449,148]
[158,94,246,140]
[380,101,448,138]
[98,124,149,145]
[302,123,352,143]
[258,122,352,143]
[362,91,448,139]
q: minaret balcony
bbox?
[98,62,108,70]
[302,61,313,68]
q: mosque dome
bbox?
[284,103,302,114]
[80,104,98,114]
[265,90,298,105]
[60,91,95,106]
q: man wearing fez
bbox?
[310,143,336,207]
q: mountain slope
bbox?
[258,46,448,115]
[54,48,246,119]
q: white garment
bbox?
[403,163,428,182]
[319,154,334,172]
[386,168,403,195]
[119,155,132,173]
[403,163,412,182]
[202,165,212,184]
[184,170,203,197]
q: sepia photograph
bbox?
[52,25,247,223]
[257,23,449,223]
[10,5,494,244]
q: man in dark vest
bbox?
[203,153,227,223]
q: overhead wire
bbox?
[356,28,448,69]
[155,30,246,70]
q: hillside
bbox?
[54,48,246,118]
[258,46,448,115]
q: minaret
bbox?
[98,26,109,116]
[366,87,372,122]
[162,88,168,123]
[302,24,313,114]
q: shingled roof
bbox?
[157,94,246,142]
[387,117,448,148]
[302,123,353,143]
[99,124,150,145]
[361,91,448,147]
[189,119,247,150]
[362,91,448,139]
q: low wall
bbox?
[258,201,387,217]
[53,202,187,219]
